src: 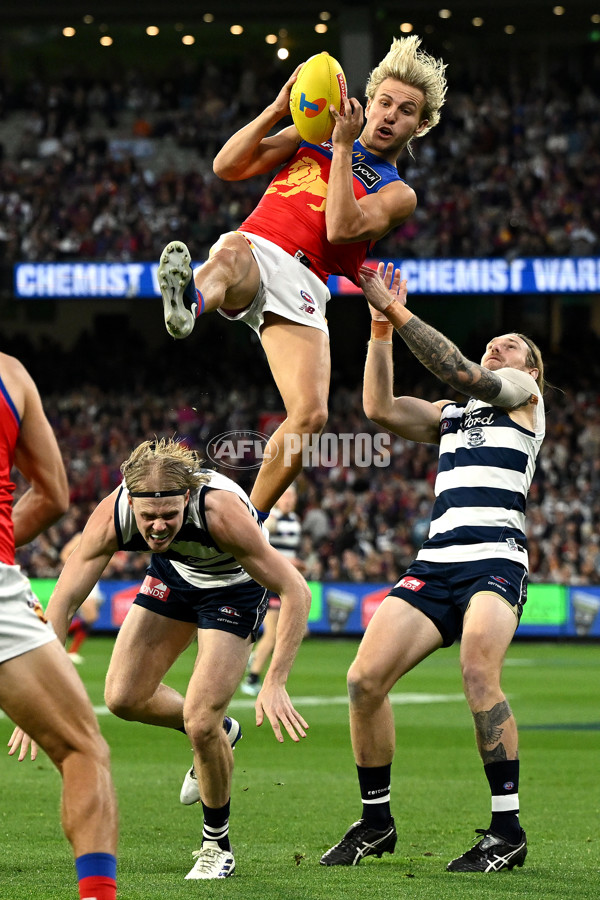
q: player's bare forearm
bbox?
[263,581,310,686]
[214,69,302,180]
[399,316,502,399]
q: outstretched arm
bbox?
[360,263,504,402]
[362,267,443,442]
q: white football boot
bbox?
[185,842,235,879]
[158,241,197,339]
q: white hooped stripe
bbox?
[492,793,520,812]
[362,792,391,804]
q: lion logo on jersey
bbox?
[266,156,329,212]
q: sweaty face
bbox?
[481,334,532,373]
[130,493,188,553]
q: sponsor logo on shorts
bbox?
[488,580,507,593]
[299,290,315,315]
[140,576,170,601]
[219,606,242,618]
[397,576,425,592]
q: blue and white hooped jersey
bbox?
[417,395,545,568]
[114,470,267,589]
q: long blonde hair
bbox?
[516,333,545,395]
[366,35,448,138]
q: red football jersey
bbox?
[240,139,405,285]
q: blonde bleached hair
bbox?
[120,437,209,495]
[366,35,448,138]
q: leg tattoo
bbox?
[473,700,513,763]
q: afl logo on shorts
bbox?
[219,606,241,618]
[299,290,315,315]
[491,575,510,585]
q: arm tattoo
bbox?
[399,316,502,400]
[473,700,512,746]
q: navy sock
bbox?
[183,278,204,315]
[357,764,392,829]
[202,800,231,851]
[484,760,521,843]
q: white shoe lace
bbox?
[189,844,233,877]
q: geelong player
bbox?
[13,438,310,881]
[1,352,118,900]
[157,35,447,520]
[321,264,545,873]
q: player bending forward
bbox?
[13,438,311,881]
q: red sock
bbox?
[69,621,89,654]
[76,853,117,899]
[78,875,116,899]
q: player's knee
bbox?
[208,244,237,273]
[184,712,222,751]
[461,657,497,705]
[51,725,112,774]
[347,662,385,708]
[104,682,142,721]
[206,236,251,283]
[289,403,328,435]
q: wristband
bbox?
[370,320,394,341]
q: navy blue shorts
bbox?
[133,559,268,642]
[388,557,528,647]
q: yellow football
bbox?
[289,51,347,145]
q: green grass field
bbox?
[0,637,598,899]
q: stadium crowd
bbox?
[2,52,600,589]
[0,54,599,264]
[8,328,600,589]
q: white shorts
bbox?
[213,231,330,338]
[0,564,56,665]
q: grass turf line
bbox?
[0,637,598,898]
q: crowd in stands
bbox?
[1,52,599,265]
[9,328,600,589]
[3,49,600,589]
